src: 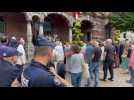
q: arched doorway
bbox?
[31,15,40,45]
[44,13,70,42]
[81,20,93,42]
[105,23,112,39]
[0,12,27,41]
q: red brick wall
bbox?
[92,30,106,41]
[52,19,69,42]
[3,14,27,41]
[45,14,69,42]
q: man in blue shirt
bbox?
[84,40,94,86]
[85,41,94,66]
[21,35,71,87]
[0,45,22,87]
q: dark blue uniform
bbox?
[21,60,64,87]
[0,59,20,87]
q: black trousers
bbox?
[57,62,65,79]
[16,64,24,82]
[16,64,23,71]
[103,60,114,80]
[119,54,122,64]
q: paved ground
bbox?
[81,67,132,87]
[100,68,132,87]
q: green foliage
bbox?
[113,30,121,45]
[109,12,134,32]
[72,21,84,47]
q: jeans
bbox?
[103,60,114,80]
[129,67,133,82]
[57,62,65,79]
[71,72,82,87]
[89,62,100,87]
[16,64,24,73]
[129,67,134,86]
[65,72,72,84]
[16,64,24,82]
[88,59,92,69]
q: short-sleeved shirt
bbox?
[21,60,64,87]
[105,45,116,61]
[85,44,94,63]
[92,47,102,62]
[70,53,84,73]
[0,59,20,87]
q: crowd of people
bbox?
[0,34,134,87]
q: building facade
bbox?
[0,12,111,62]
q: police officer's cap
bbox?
[36,35,56,49]
[0,45,22,57]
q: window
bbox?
[32,21,39,32]
[43,21,52,32]
[0,17,6,33]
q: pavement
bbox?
[81,67,133,87]
[99,68,132,87]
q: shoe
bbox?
[101,79,107,81]
[108,78,114,81]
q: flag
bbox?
[74,12,80,19]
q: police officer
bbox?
[21,35,71,87]
[0,45,22,87]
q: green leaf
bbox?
[109,12,134,32]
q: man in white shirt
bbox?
[54,41,65,78]
[16,38,26,71]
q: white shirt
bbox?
[101,46,105,61]
[54,45,64,62]
[16,44,26,65]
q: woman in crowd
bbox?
[121,45,129,73]
[114,44,120,68]
[128,44,134,86]
[70,45,84,87]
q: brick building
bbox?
[0,12,111,62]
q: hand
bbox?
[11,79,21,87]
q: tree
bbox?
[109,12,134,32]
[72,20,84,47]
